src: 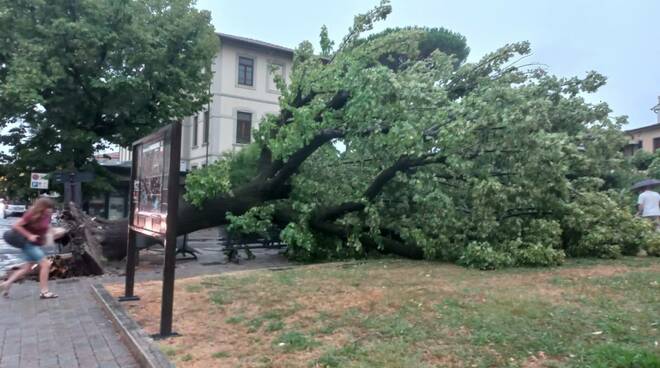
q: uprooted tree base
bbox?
[49,203,106,276]
[4,203,108,280]
[3,203,111,280]
[3,253,103,281]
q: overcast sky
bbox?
[196,0,660,129]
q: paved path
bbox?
[0,278,138,368]
[0,224,291,368]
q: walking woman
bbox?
[0,197,57,299]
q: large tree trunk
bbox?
[98,181,276,260]
[93,160,427,261]
[88,89,426,261]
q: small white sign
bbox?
[180,160,188,172]
[30,173,49,190]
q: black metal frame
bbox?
[236,111,252,144]
[223,227,285,264]
[120,121,182,338]
[238,56,254,86]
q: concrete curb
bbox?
[90,284,174,368]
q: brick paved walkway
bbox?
[0,278,138,368]
[0,225,292,368]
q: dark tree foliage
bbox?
[0,0,217,199]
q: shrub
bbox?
[561,191,648,258]
[646,156,660,179]
[642,231,660,256]
[458,242,514,270]
[521,219,563,248]
[629,150,655,171]
[514,243,565,267]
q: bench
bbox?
[223,228,285,264]
[175,234,200,260]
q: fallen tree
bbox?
[22,2,659,268]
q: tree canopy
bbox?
[183,1,659,268]
[0,0,217,198]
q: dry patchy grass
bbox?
[106,258,660,367]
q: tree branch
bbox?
[498,208,550,221]
[266,128,346,189]
[261,90,352,180]
[312,153,447,227]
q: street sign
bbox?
[50,171,95,207]
[51,171,95,183]
[30,173,49,189]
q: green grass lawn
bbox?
[120,257,660,367]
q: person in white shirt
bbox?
[0,199,5,219]
[637,187,660,225]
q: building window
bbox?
[624,141,643,156]
[192,115,199,147]
[236,111,252,144]
[238,56,254,86]
[203,110,210,144]
[267,63,284,92]
[654,137,660,152]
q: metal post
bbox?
[119,229,139,301]
[72,181,82,208]
[63,177,72,205]
[159,121,182,337]
[120,145,141,302]
[68,173,76,207]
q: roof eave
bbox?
[216,32,294,55]
[624,123,660,134]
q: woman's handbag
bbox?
[3,229,28,249]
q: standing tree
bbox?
[0,0,218,198]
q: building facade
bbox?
[119,33,294,170]
[183,33,293,169]
[97,34,293,219]
[623,96,660,155]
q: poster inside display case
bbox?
[131,128,172,237]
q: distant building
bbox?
[119,32,294,170]
[185,33,293,169]
[94,152,120,163]
[623,96,660,155]
[94,33,293,219]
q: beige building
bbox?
[98,34,292,219]
[120,33,293,169]
[184,33,293,169]
[623,96,660,155]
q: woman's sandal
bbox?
[40,291,58,299]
